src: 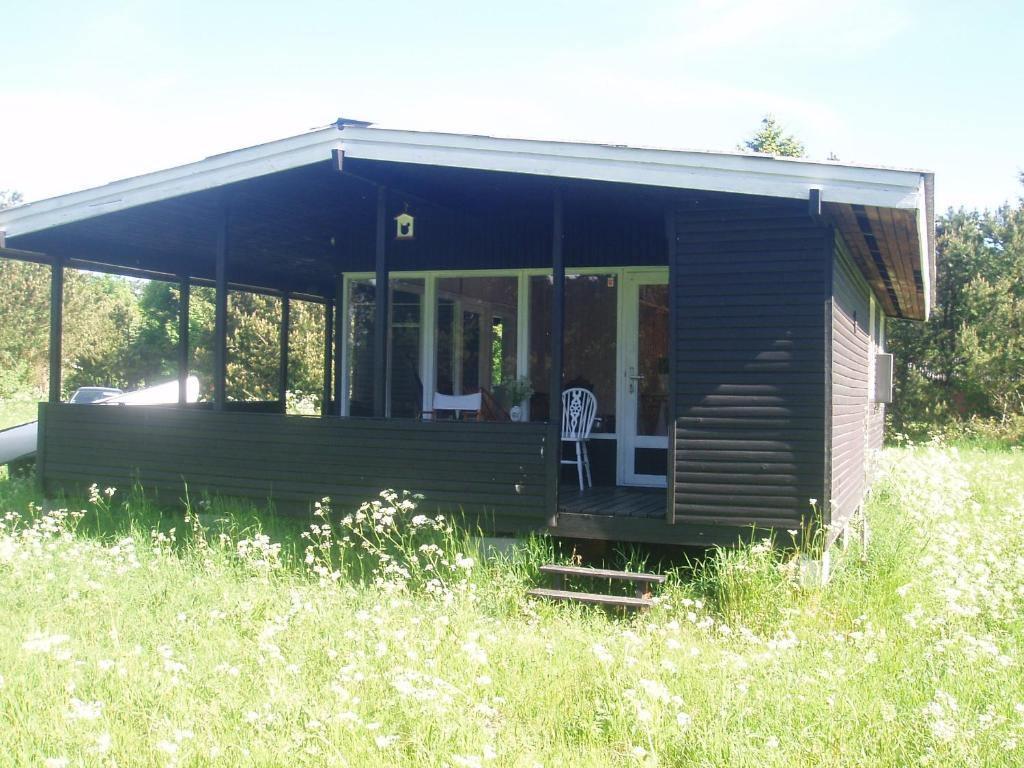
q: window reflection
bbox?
[346,280,376,417]
[389,280,423,418]
[529,274,617,432]
[346,278,424,418]
[435,277,518,421]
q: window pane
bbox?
[346,280,375,416]
[435,276,518,421]
[636,283,669,437]
[528,274,617,432]
[389,279,423,418]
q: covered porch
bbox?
[3,132,679,534]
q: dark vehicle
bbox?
[69,387,123,404]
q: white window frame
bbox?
[341,266,625,436]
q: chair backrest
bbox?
[429,392,482,419]
[561,388,597,439]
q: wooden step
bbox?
[527,587,653,610]
[540,564,667,585]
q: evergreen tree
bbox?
[739,115,806,157]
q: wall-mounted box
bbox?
[875,353,893,403]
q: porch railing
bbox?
[37,404,556,532]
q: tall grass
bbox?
[1,445,1022,766]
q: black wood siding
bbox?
[38,405,553,532]
[383,201,666,273]
[671,200,829,530]
[830,234,873,530]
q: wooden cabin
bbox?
[0,121,934,548]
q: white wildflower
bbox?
[65,698,103,721]
[461,640,488,665]
[592,643,614,664]
[375,735,398,749]
[91,732,112,754]
[22,633,70,654]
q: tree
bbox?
[739,115,806,157]
[0,189,23,210]
[888,181,1024,430]
[0,190,46,397]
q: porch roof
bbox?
[0,122,934,318]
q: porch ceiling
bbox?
[4,162,376,298]
[0,161,679,296]
[826,200,931,320]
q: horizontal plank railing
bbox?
[38,404,555,532]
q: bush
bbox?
[891,415,1024,448]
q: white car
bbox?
[69,386,123,404]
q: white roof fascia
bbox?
[1,124,931,241]
[916,177,932,320]
[338,127,928,211]
[0,126,344,238]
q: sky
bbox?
[1,0,1021,213]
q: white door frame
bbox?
[617,268,670,487]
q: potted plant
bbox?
[494,376,534,421]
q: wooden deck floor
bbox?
[557,485,666,519]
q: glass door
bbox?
[618,271,669,486]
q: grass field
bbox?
[0,445,1022,766]
[0,397,39,431]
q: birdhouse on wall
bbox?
[394,210,415,241]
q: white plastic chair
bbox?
[425,392,482,420]
[561,388,597,491]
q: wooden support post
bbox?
[546,189,565,524]
[664,212,678,525]
[334,275,345,416]
[48,257,64,404]
[213,202,229,411]
[279,293,290,408]
[549,190,565,425]
[373,185,389,418]
[321,298,334,416]
[177,275,190,406]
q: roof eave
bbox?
[339,126,928,211]
[1,125,933,291]
[0,126,344,238]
